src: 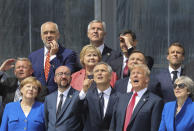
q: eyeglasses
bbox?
[173,83,186,89]
[56,72,71,77]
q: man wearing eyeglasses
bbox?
[44,66,82,131]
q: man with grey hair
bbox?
[29,21,78,94]
[87,20,120,64]
[77,62,120,131]
[0,58,47,106]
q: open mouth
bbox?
[133,79,139,83]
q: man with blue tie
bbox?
[110,64,163,131]
[29,21,77,94]
[149,42,185,103]
[78,62,119,131]
[44,66,82,131]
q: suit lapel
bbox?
[56,88,74,120]
[102,45,111,62]
[91,88,102,119]
[117,57,123,79]
[129,91,149,124]
[40,48,46,84]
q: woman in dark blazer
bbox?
[159,76,194,131]
[0,77,45,131]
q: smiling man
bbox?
[87,20,120,64]
[149,42,185,103]
[77,62,119,131]
[110,64,163,131]
[44,66,82,131]
[29,21,77,94]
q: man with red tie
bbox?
[29,21,77,93]
[110,64,163,131]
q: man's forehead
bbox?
[56,66,70,73]
[94,64,107,70]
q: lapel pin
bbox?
[69,95,72,98]
[143,98,146,101]
[107,53,110,56]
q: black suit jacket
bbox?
[78,87,119,131]
[114,77,129,94]
[148,68,184,103]
[110,90,163,131]
[102,44,120,65]
[183,61,194,80]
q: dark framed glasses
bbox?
[173,83,186,89]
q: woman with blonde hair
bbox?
[71,44,117,91]
[0,77,45,131]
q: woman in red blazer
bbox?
[71,44,117,91]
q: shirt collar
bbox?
[97,43,105,54]
[57,86,71,97]
[134,87,147,98]
[44,47,49,56]
[169,65,181,74]
[97,86,112,96]
[123,55,128,62]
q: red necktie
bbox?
[123,59,129,77]
[123,92,138,131]
[45,52,50,81]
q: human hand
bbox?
[49,40,59,56]
[83,78,93,93]
[0,58,16,71]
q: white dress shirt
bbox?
[121,55,128,79]
[169,66,181,80]
[97,43,104,54]
[126,79,133,93]
[56,87,71,110]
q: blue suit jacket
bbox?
[110,90,163,131]
[29,44,77,93]
[148,68,183,103]
[77,87,119,131]
[159,97,194,131]
[0,101,45,131]
[44,87,82,131]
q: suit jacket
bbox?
[102,44,120,65]
[114,77,129,94]
[0,101,45,131]
[44,87,82,131]
[183,61,194,80]
[148,68,184,103]
[110,90,163,131]
[29,44,77,93]
[159,97,194,131]
[77,87,119,131]
[71,69,118,91]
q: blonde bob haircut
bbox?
[20,76,42,94]
[80,44,102,67]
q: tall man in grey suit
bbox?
[149,42,185,103]
[87,20,120,64]
[44,66,82,131]
[78,62,119,131]
[110,64,163,131]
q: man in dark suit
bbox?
[44,66,82,131]
[110,64,163,131]
[110,30,154,79]
[87,20,120,64]
[149,42,185,103]
[114,51,147,94]
[29,21,77,94]
[77,62,119,131]
[0,58,48,106]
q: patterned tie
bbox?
[123,59,129,77]
[45,52,50,81]
[99,92,104,119]
[172,71,178,84]
[123,92,138,131]
[56,94,64,117]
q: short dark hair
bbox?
[167,42,185,56]
[119,29,136,41]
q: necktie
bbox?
[56,94,64,117]
[45,52,50,81]
[172,71,178,84]
[123,59,129,77]
[123,92,138,131]
[99,92,104,119]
